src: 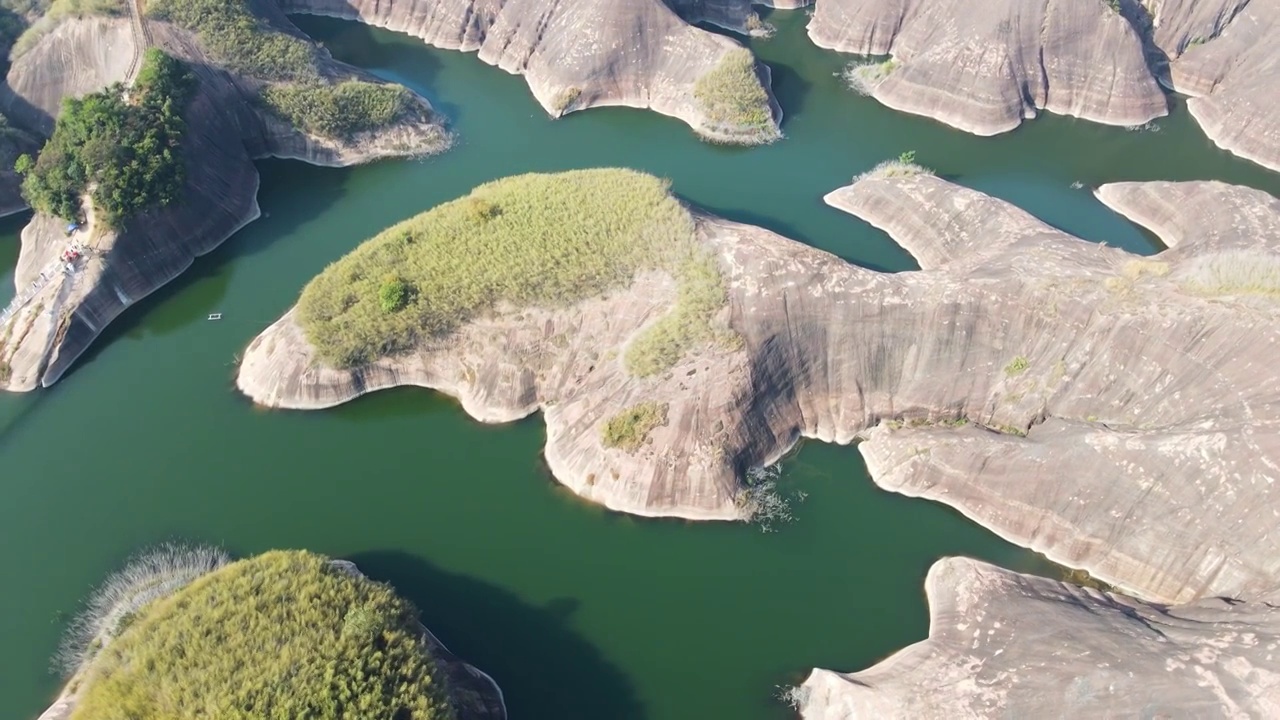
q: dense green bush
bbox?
[602,402,668,451]
[694,48,773,132]
[148,0,316,81]
[15,49,193,226]
[261,81,416,139]
[70,551,453,720]
[297,169,732,370]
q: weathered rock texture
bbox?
[798,557,1280,719]
[0,8,448,392]
[808,0,1168,135]
[239,170,1280,606]
[277,0,781,143]
[1149,0,1280,171]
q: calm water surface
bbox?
[3,10,1279,719]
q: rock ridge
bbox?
[277,0,781,144]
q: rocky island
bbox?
[239,166,1280,714]
[41,544,504,720]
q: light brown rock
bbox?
[808,0,1167,134]
[798,557,1280,720]
[277,0,781,144]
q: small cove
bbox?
[3,9,1279,719]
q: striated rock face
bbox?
[798,557,1280,720]
[1152,0,1280,172]
[277,0,781,144]
[239,170,1280,604]
[0,11,448,392]
[808,0,1167,135]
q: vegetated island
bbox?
[0,0,448,392]
[40,544,505,720]
[276,0,782,144]
[809,0,1280,171]
[239,166,1280,714]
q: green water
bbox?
[4,10,1280,719]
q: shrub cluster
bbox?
[602,402,668,451]
[70,551,453,720]
[693,48,773,132]
[147,0,316,81]
[15,49,194,226]
[261,81,416,139]
[297,169,732,371]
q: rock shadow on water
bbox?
[346,550,647,720]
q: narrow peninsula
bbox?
[41,544,504,720]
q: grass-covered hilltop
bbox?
[16,49,192,226]
[54,545,500,720]
[298,169,734,373]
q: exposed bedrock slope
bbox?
[798,557,1280,719]
[808,0,1168,135]
[0,11,448,392]
[276,0,781,144]
[1150,0,1280,172]
[240,169,1280,605]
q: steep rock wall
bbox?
[1154,0,1280,172]
[276,0,781,144]
[798,557,1280,719]
[808,0,1167,134]
[238,172,1280,606]
[0,13,449,391]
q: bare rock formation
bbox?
[0,9,448,392]
[276,0,781,144]
[238,169,1280,606]
[808,0,1167,134]
[1148,0,1280,171]
[797,557,1280,719]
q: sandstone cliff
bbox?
[1150,0,1280,172]
[276,0,781,144]
[238,170,1280,606]
[798,557,1280,719]
[0,9,448,392]
[808,0,1167,135]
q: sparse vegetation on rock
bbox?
[15,49,194,226]
[693,48,776,139]
[296,169,729,369]
[550,87,581,116]
[843,57,898,95]
[9,0,122,57]
[602,402,668,451]
[69,550,452,720]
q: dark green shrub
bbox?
[378,275,408,313]
[16,49,194,226]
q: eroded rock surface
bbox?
[798,557,1280,720]
[1152,0,1280,171]
[0,9,448,391]
[808,0,1167,135]
[278,0,781,143]
[239,170,1280,606]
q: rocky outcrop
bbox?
[238,170,1280,606]
[797,557,1280,719]
[1150,0,1280,171]
[808,0,1167,135]
[0,10,448,392]
[276,0,781,144]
